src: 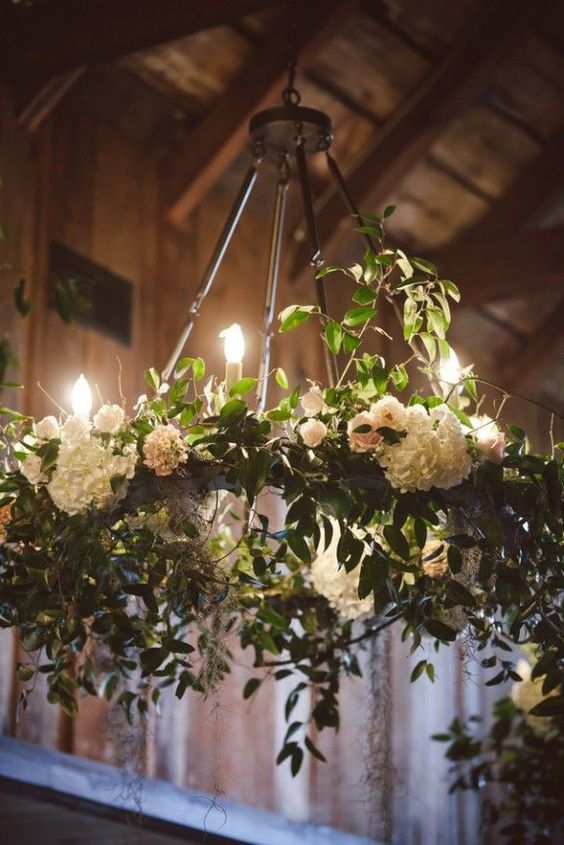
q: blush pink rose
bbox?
[347,411,382,452]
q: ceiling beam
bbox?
[497,296,564,392]
[0,0,289,83]
[435,225,564,307]
[164,0,355,226]
[460,128,564,239]
[289,0,525,284]
[15,69,84,132]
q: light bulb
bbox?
[71,374,92,417]
[219,323,245,364]
[438,348,462,390]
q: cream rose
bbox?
[300,386,325,417]
[93,403,125,434]
[20,453,45,485]
[347,411,382,452]
[369,395,407,432]
[34,415,60,440]
[61,414,91,443]
[300,418,327,448]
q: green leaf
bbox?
[275,367,289,389]
[220,398,246,418]
[383,525,410,561]
[424,619,457,642]
[315,265,342,279]
[192,357,205,381]
[343,332,361,353]
[414,518,427,549]
[279,305,316,332]
[243,678,261,699]
[291,746,304,777]
[527,696,563,718]
[411,257,437,276]
[305,735,326,762]
[352,286,376,305]
[140,647,168,672]
[14,278,32,317]
[445,580,476,608]
[144,367,160,392]
[411,660,427,682]
[229,377,257,397]
[344,306,376,327]
[174,357,194,378]
[324,320,343,355]
[440,279,461,302]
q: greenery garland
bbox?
[0,211,562,843]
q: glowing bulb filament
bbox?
[219,323,245,364]
[219,324,245,392]
[438,349,462,392]
[71,374,93,417]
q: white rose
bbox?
[300,418,327,448]
[60,414,91,443]
[473,417,506,465]
[20,453,45,485]
[369,395,407,432]
[300,386,326,417]
[93,403,125,434]
[34,415,60,440]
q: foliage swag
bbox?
[0,210,562,844]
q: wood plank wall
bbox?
[0,80,557,844]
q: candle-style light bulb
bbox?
[438,348,462,394]
[71,374,93,417]
[219,324,245,392]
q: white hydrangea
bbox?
[34,415,60,440]
[511,658,558,735]
[93,403,125,434]
[310,518,373,620]
[378,403,471,493]
[47,436,136,516]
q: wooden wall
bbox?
[0,79,556,844]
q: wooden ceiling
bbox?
[1,0,563,412]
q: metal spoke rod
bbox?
[257,154,290,412]
[295,137,338,386]
[162,158,262,382]
[325,151,378,253]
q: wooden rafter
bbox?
[289,0,525,284]
[164,0,355,225]
[462,127,564,238]
[0,0,288,82]
[15,69,84,132]
[497,296,564,392]
[435,225,564,307]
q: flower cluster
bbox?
[298,392,476,494]
[142,423,188,476]
[20,407,137,516]
[379,403,472,492]
[310,519,374,619]
[511,658,559,735]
